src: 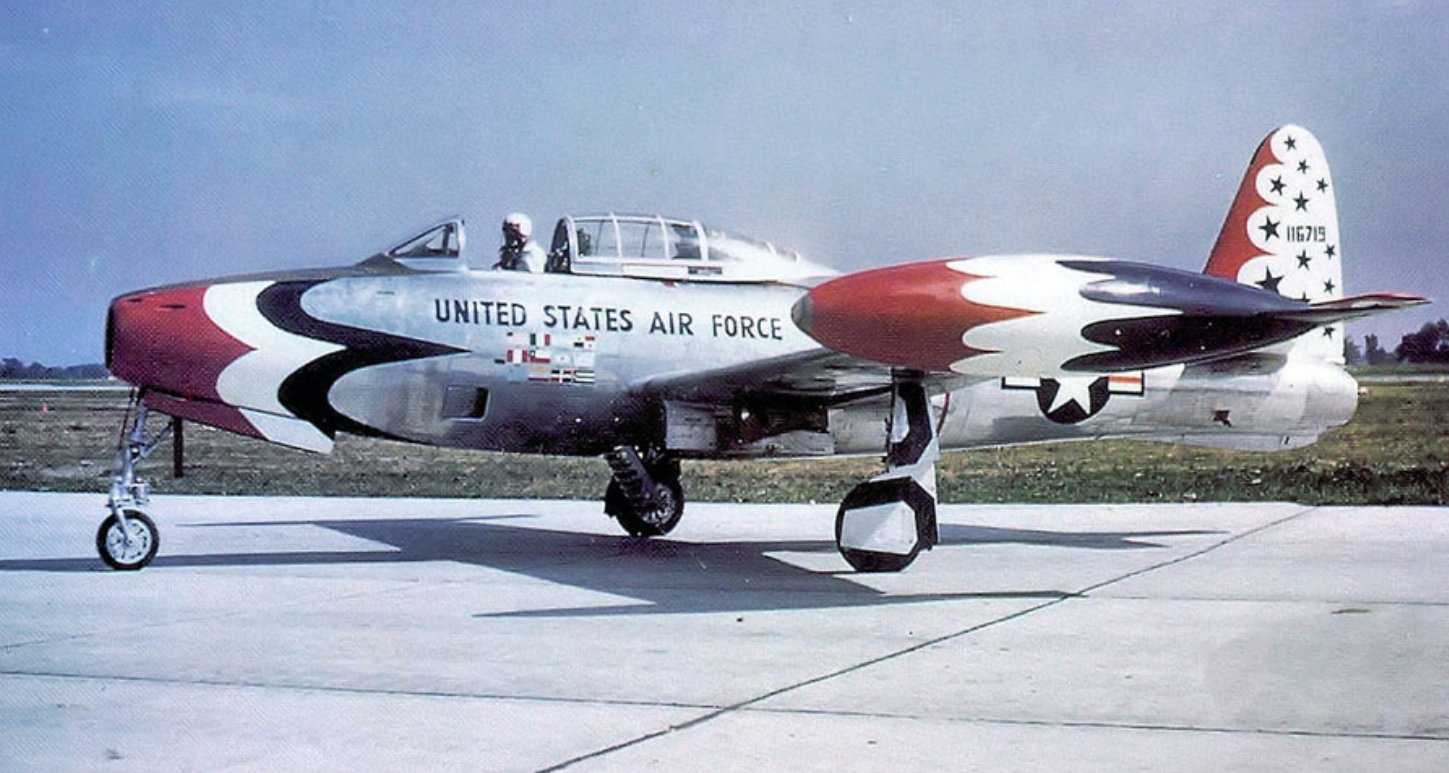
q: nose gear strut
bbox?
[98,394,172,570]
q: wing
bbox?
[630,346,982,405]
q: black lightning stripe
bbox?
[1069,315,1315,372]
[256,281,465,439]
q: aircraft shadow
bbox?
[939,523,1217,550]
[0,510,1218,617]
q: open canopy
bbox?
[549,213,834,284]
[367,213,834,284]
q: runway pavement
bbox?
[0,491,1445,771]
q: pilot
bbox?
[494,212,547,272]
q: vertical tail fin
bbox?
[1205,125,1343,361]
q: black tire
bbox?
[835,503,920,573]
[607,476,685,537]
[837,544,918,573]
[96,509,159,570]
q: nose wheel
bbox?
[97,509,159,570]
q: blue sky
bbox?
[2,1,1445,364]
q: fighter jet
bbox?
[99,126,1425,572]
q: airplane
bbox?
[98,125,1425,572]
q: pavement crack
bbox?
[531,504,1323,772]
[0,669,720,713]
[1088,594,1449,607]
[1072,504,1317,598]
[742,705,1449,743]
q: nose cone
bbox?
[793,260,1034,372]
[106,284,252,399]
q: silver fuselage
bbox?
[301,269,1356,458]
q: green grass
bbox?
[1347,361,1449,374]
[3,382,1445,504]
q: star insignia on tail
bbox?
[1257,268,1283,293]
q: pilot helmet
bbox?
[503,212,532,240]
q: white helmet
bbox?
[503,212,532,239]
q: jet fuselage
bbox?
[107,263,1359,461]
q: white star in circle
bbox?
[1048,377,1097,414]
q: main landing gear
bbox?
[603,445,684,537]
[600,378,940,574]
[834,376,941,573]
[98,397,172,570]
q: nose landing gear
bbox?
[99,397,172,570]
[835,376,941,572]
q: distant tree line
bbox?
[1345,319,1449,365]
[0,358,110,380]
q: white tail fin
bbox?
[1205,125,1344,361]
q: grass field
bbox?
[2,380,1445,505]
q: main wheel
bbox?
[835,504,919,573]
[834,478,935,573]
[96,509,159,570]
[606,477,684,537]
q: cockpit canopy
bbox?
[370,217,467,271]
[550,214,834,283]
[368,213,834,284]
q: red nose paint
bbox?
[795,260,1035,372]
[106,285,252,400]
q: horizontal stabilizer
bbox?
[1263,292,1429,325]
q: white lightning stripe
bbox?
[205,281,343,449]
[240,408,333,453]
[945,255,1175,377]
